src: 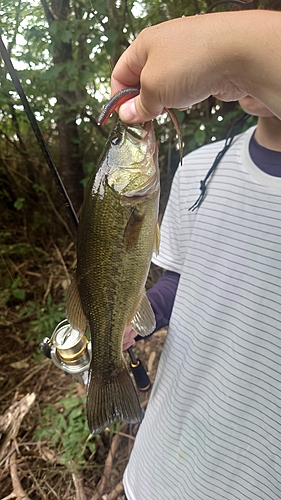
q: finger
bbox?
[123,339,136,351]
[111,39,145,95]
[118,94,164,123]
[122,325,137,347]
[111,32,165,123]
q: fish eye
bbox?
[111,134,122,146]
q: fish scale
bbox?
[66,120,160,434]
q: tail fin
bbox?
[87,362,144,435]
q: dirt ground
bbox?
[0,309,166,500]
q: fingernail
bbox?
[119,99,137,123]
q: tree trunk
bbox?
[41,0,84,213]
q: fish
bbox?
[66,118,160,434]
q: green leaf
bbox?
[68,80,77,92]
[93,0,107,15]
[61,29,72,44]
[12,289,26,300]
[41,65,62,80]
[172,109,185,124]
[33,183,45,193]
[103,28,119,57]
[69,407,82,419]
[194,128,206,144]
[61,396,81,409]
[49,21,58,36]
[14,198,25,210]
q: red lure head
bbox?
[97,88,140,125]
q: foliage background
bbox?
[0,0,256,498]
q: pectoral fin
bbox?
[124,207,145,252]
[130,290,156,337]
[66,274,88,333]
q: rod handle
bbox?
[130,358,151,392]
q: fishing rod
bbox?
[0,35,151,392]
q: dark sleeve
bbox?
[135,270,180,341]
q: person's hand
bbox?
[123,324,137,351]
[110,11,281,123]
[110,13,247,123]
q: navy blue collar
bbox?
[249,133,281,177]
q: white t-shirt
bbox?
[124,126,281,500]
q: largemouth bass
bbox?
[66,119,159,434]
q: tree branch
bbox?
[9,448,31,500]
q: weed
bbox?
[21,294,66,344]
[35,387,96,470]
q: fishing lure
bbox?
[97,87,183,163]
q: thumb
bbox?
[118,94,164,124]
